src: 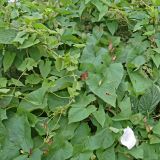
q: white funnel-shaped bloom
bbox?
[120,127,137,150]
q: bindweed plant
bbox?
[0,0,160,159]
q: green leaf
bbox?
[149,134,160,144]
[85,0,91,4]
[69,105,96,123]
[19,87,48,111]
[106,21,118,35]
[27,87,48,105]
[142,143,159,160]
[87,63,123,107]
[80,45,107,67]
[9,78,24,86]
[18,34,40,49]
[104,63,124,89]
[3,51,16,72]
[28,149,43,160]
[130,113,144,125]
[153,121,160,136]
[0,95,12,108]
[71,123,90,144]
[45,141,73,160]
[48,92,69,111]
[25,74,41,85]
[128,145,144,159]
[128,70,152,94]
[13,31,28,44]
[13,149,43,160]
[1,1,160,159]
[13,155,28,160]
[85,128,114,150]
[96,147,115,160]
[131,55,146,69]
[152,54,160,68]
[117,153,129,160]
[0,77,7,88]
[92,0,108,20]
[152,0,160,5]
[87,73,117,107]
[139,85,160,114]
[57,118,79,140]
[133,22,143,32]
[0,108,7,121]
[55,57,64,71]
[68,94,96,123]
[71,152,93,160]
[0,88,10,93]
[6,114,33,152]
[71,93,96,108]
[113,97,132,121]
[18,58,37,71]
[39,60,52,78]
[50,76,73,92]
[0,135,19,160]
[0,28,17,44]
[92,105,105,127]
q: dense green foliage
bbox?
[0,0,160,159]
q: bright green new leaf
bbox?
[0,77,7,88]
[55,57,64,71]
[0,88,10,93]
[152,0,160,5]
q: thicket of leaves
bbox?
[0,0,160,159]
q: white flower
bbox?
[120,127,137,150]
